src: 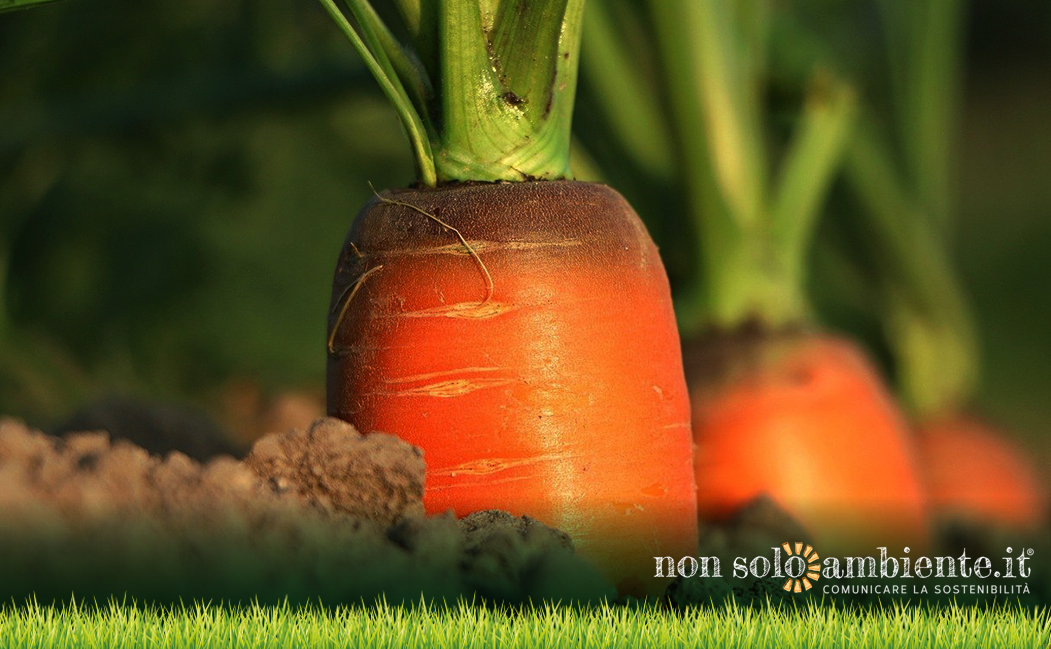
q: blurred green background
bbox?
[0,0,1047,454]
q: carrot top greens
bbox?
[582,0,857,333]
[842,0,976,416]
[319,0,586,187]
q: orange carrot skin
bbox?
[918,414,1047,530]
[327,181,697,596]
[688,334,930,553]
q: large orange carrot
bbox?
[316,0,697,596]
[327,181,696,594]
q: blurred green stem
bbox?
[650,0,855,334]
[858,0,976,416]
[580,0,675,181]
[878,0,965,233]
[845,115,979,415]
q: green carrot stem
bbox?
[845,115,979,415]
[580,0,675,181]
[435,0,583,181]
[769,75,857,306]
[652,0,855,333]
[878,0,965,232]
[319,0,436,185]
[319,0,585,185]
[859,0,976,414]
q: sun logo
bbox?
[781,541,821,593]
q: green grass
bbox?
[0,598,1048,648]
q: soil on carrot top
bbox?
[680,321,805,401]
[0,416,615,605]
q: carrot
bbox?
[317,0,697,596]
[686,332,928,551]
[327,181,695,594]
[581,0,931,552]
[917,415,1046,531]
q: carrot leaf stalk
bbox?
[845,113,979,416]
[845,0,977,417]
[648,0,856,333]
[319,0,585,186]
[580,0,675,182]
[877,0,966,233]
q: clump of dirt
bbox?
[0,416,612,605]
[457,510,606,602]
[244,418,424,525]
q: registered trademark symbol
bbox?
[995,571,1001,577]
[1029,548,1035,556]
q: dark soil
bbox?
[53,396,243,462]
[0,416,614,606]
[11,408,1045,609]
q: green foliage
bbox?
[769,0,978,414]
[2,0,1050,440]
[0,599,1048,648]
[582,0,857,331]
[320,0,587,184]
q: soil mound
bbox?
[244,418,424,525]
[0,417,613,605]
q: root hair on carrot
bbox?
[328,264,385,355]
[370,184,495,305]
